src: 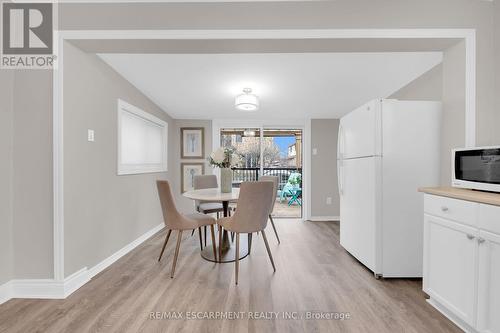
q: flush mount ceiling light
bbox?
[235,88,259,111]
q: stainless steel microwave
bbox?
[452,146,500,193]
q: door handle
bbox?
[466,234,475,240]
[337,125,344,196]
[478,237,485,244]
[337,159,343,195]
[441,206,449,212]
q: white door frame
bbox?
[54,28,476,281]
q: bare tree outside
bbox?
[233,137,280,167]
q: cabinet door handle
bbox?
[466,234,475,240]
[441,206,449,212]
[478,237,485,244]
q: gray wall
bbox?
[389,56,461,186]
[496,1,500,133]
[13,71,54,279]
[173,120,213,214]
[389,42,468,187]
[441,41,466,185]
[390,64,443,101]
[63,42,175,277]
[0,72,14,285]
[311,119,340,218]
[0,70,54,282]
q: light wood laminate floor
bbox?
[0,220,460,333]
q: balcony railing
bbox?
[231,167,302,191]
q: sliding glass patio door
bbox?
[220,127,303,218]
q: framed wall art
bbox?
[181,127,204,159]
[181,162,205,193]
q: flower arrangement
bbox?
[209,147,242,169]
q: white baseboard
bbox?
[308,216,340,222]
[12,279,67,300]
[0,223,164,305]
[87,223,163,278]
[427,298,475,333]
[0,267,89,304]
[62,268,91,297]
[0,281,13,305]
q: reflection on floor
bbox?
[0,220,460,333]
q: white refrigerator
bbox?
[337,99,441,278]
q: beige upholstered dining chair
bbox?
[192,175,225,246]
[193,175,224,216]
[156,180,218,278]
[259,176,280,244]
[218,181,276,285]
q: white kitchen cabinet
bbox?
[476,230,500,333]
[422,192,500,333]
[423,214,478,327]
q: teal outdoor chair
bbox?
[278,172,302,205]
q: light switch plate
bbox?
[87,129,95,142]
[313,148,318,155]
[326,197,332,205]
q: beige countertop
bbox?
[419,186,500,207]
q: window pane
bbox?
[144,121,163,164]
[121,111,147,165]
[118,100,167,175]
[220,128,261,168]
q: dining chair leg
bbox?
[158,229,172,262]
[235,232,240,285]
[261,230,276,272]
[248,233,253,254]
[204,226,207,247]
[210,225,217,261]
[269,215,280,244]
[231,232,235,242]
[191,229,195,237]
[218,225,223,262]
[171,230,183,278]
[198,227,203,251]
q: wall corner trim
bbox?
[0,268,89,304]
[0,223,164,305]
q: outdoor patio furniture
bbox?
[287,188,302,206]
[278,172,302,205]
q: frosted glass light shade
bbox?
[235,89,259,111]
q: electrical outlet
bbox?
[87,129,95,142]
[326,197,332,205]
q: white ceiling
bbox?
[98,52,442,120]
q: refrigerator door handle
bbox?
[337,125,344,195]
[338,124,344,161]
[338,159,343,195]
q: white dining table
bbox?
[182,188,249,263]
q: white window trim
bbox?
[117,99,168,175]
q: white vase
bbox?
[220,168,232,193]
